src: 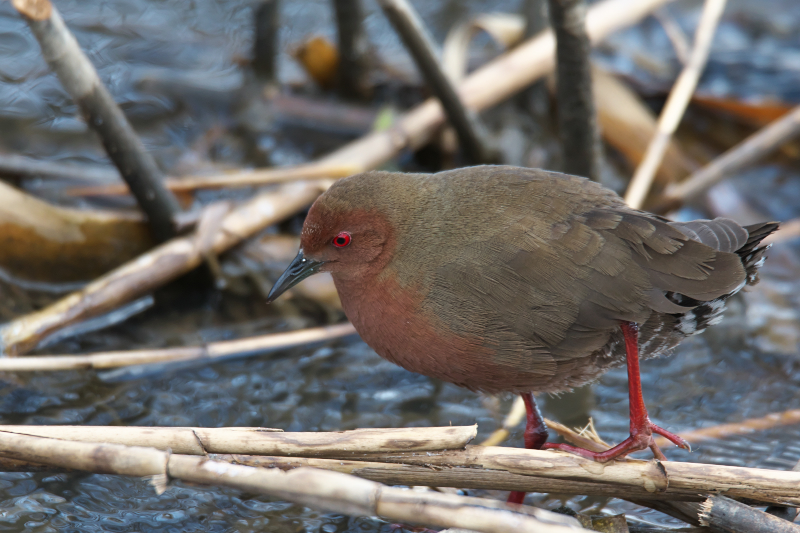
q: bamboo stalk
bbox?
[624,0,727,209]
[0,425,477,456]
[0,323,356,371]
[377,0,491,164]
[12,0,181,241]
[0,430,583,533]
[0,181,323,355]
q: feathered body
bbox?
[298,166,776,395]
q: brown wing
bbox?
[433,205,749,375]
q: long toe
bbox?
[651,423,691,451]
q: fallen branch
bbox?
[378,0,491,163]
[658,104,800,211]
[13,0,182,241]
[0,181,323,355]
[0,430,582,533]
[0,425,476,456]
[624,0,727,209]
[0,323,356,371]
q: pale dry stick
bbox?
[69,163,359,197]
[377,0,491,164]
[0,431,584,533]
[0,323,356,371]
[624,0,727,210]
[218,454,705,502]
[659,104,800,210]
[0,425,476,456]
[0,181,323,355]
[12,0,181,241]
[0,0,678,354]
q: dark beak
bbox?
[267,250,326,303]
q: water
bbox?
[0,0,799,530]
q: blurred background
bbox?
[0,0,798,530]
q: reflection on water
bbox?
[0,0,799,530]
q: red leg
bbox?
[543,322,690,463]
[507,392,548,504]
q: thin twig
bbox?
[0,323,356,371]
[659,104,800,210]
[377,0,491,163]
[624,0,727,209]
[12,0,182,241]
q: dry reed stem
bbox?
[624,0,727,209]
[218,454,703,501]
[0,323,356,371]
[0,430,583,533]
[654,409,800,448]
[661,104,800,207]
[0,425,477,456]
[0,181,323,355]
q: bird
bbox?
[267,165,777,500]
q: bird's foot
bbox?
[542,419,690,463]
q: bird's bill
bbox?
[267,250,327,303]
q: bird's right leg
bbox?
[507,392,548,504]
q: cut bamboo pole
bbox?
[12,0,182,241]
[0,181,323,355]
[624,0,727,209]
[0,430,583,533]
[0,323,356,371]
[0,425,477,456]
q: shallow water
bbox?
[0,0,799,530]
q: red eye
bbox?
[332,232,351,248]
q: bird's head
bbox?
[267,173,400,302]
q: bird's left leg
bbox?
[543,322,690,462]
[507,392,548,504]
